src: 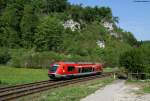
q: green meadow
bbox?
[0,66,49,86]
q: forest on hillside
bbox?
[0,0,149,72]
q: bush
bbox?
[8,49,100,68]
[9,50,84,68]
[0,48,11,64]
[9,51,58,68]
[119,49,145,73]
[119,43,150,78]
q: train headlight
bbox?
[63,69,65,73]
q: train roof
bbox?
[55,61,102,65]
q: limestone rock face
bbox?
[103,22,114,31]
[63,19,80,31]
[96,40,105,48]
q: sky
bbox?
[69,0,150,41]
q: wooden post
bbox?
[113,73,116,79]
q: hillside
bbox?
[0,0,138,68]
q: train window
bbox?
[88,68,92,72]
[78,68,81,73]
[89,67,92,72]
[50,64,59,72]
[82,67,92,73]
[87,68,89,72]
[82,68,85,73]
[68,66,75,71]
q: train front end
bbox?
[48,63,65,79]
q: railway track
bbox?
[0,72,114,101]
[0,80,55,93]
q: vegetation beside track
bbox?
[143,86,150,93]
[103,67,118,72]
[0,66,49,86]
[19,77,113,101]
[127,80,150,94]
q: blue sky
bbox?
[69,0,150,41]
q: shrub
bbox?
[119,49,146,73]
[8,49,98,68]
[9,50,69,68]
[0,48,11,64]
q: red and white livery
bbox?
[48,62,103,79]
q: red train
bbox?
[48,62,103,79]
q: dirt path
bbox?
[80,80,150,101]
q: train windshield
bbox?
[50,64,59,72]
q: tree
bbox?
[119,49,146,73]
[0,26,20,48]
[43,0,69,14]
[1,3,23,30]
[122,31,138,46]
[68,4,83,21]
[82,6,95,22]
[0,48,11,64]
[0,0,10,14]
[20,4,38,48]
[0,2,24,47]
[113,16,119,23]
[34,17,64,51]
[140,42,150,70]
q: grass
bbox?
[143,86,150,93]
[103,67,118,72]
[140,81,150,93]
[126,80,150,94]
[0,66,49,86]
[20,77,113,101]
